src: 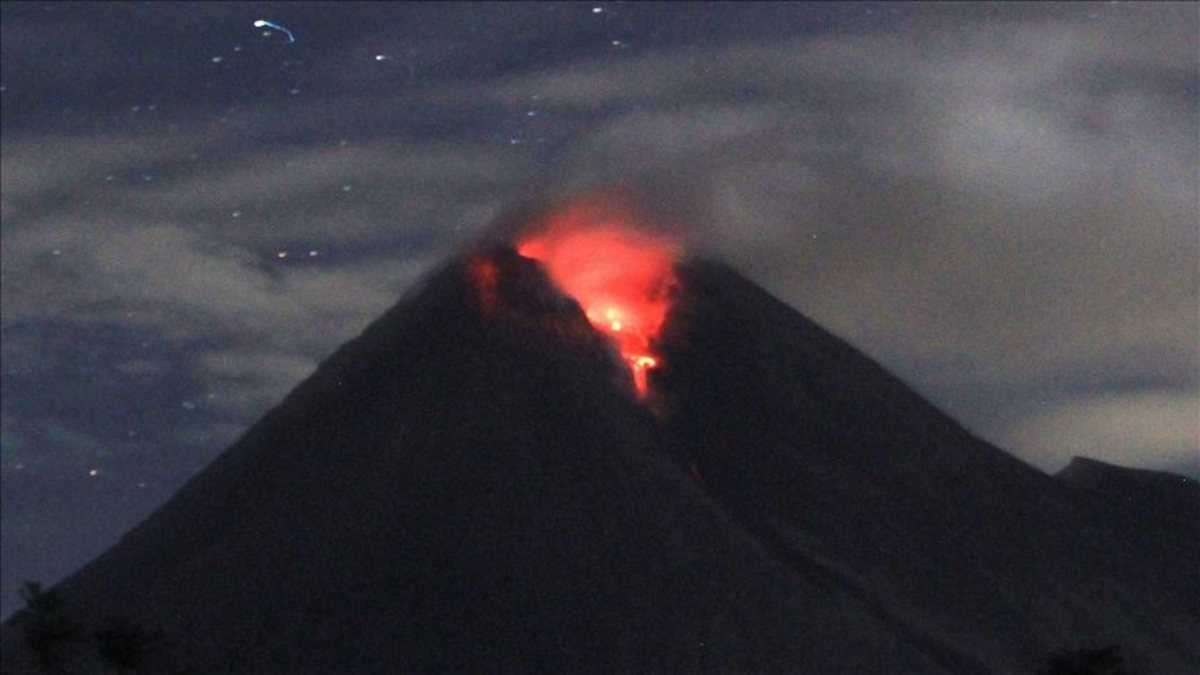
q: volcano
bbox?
[3,218,1198,673]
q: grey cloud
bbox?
[0,110,529,448]
[0,132,218,220]
[112,358,170,378]
[2,2,1195,479]
[0,413,28,464]
[2,217,437,427]
[123,143,522,240]
[194,348,318,421]
[2,221,433,341]
[2,131,524,250]
[495,8,1197,472]
[1002,391,1200,474]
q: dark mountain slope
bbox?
[1057,456,1200,539]
[654,260,1200,675]
[3,250,965,673]
[4,250,1195,674]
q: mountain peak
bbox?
[3,241,1196,674]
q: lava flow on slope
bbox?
[516,205,680,396]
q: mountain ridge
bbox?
[2,247,1196,673]
[657,259,1199,673]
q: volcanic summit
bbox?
[2,203,1197,674]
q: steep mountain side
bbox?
[655,260,1200,675]
[4,250,964,673]
[4,249,1195,674]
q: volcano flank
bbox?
[2,216,1197,673]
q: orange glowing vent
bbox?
[517,207,679,396]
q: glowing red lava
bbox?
[517,207,679,396]
[467,256,501,314]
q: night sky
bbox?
[1,1,1196,618]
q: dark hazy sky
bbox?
[1,1,1196,617]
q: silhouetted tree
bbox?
[1038,645,1130,675]
[18,581,83,671]
[94,618,164,673]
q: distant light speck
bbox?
[593,7,603,13]
[341,184,353,192]
[375,54,388,61]
[277,251,289,259]
[88,469,99,477]
[211,56,223,63]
